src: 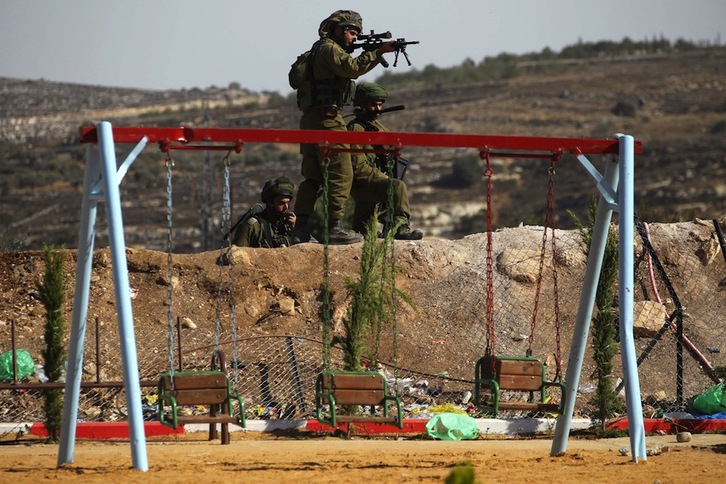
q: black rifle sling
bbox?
[226,203,265,241]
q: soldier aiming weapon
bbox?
[350,30,419,67]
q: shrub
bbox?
[36,246,68,442]
[710,120,726,134]
[612,101,636,117]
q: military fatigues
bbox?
[347,117,411,234]
[295,37,384,221]
[232,211,294,248]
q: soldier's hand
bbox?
[285,211,296,228]
[377,41,396,55]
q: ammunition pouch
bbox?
[297,77,355,111]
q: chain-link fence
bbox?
[1,218,724,438]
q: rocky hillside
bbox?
[1,48,726,252]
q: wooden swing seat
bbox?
[474,355,564,415]
[158,370,245,444]
[315,371,403,428]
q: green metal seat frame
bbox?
[474,355,564,415]
[315,370,403,428]
[157,370,245,444]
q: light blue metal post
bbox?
[97,122,148,471]
[551,135,646,461]
[58,145,100,466]
[551,157,620,455]
[57,122,148,471]
[617,134,647,462]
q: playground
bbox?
[1,125,725,480]
[2,432,725,483]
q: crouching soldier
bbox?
[231,177,311,248]
[347,83,423,240]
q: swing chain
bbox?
[214,156,233,350]
[547,157,563,380]
[529,155,563,375]
[164,149,176,382]
[481,148,496,356]
[320,147,332,371]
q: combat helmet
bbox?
[318,10,363,37]
[261,177,295,203]
[354,83,388,107]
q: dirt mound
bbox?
[2,218,724,418]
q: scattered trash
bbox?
[0,349,34,382]
[662,411,694,420]
[130,288,139,299]
[429,403,468,415]
[620,444,663,457]
[34,364,48,383]
[180,317,197,329]
[426,413,479,441]
[691,382,726,415]
[646,444,663,456]
[578,382,596,393]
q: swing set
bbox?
[154,146,246,444]
[59,123,645,471]
[474,152,564,415]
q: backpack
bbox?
[224,203,265,242]
[288,40,322,90]
[289,40,353,110]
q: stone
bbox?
[277,296,295,315]
[632,300,667,337]
[676,431,692,442]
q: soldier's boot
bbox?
[291,214,318,244]
[393,216,424,241]
[328,220,363,245]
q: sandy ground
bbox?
[2,432,725,483]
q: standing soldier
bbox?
[347,83,423,240]
[291,10,395,244]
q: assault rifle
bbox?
[344,104,410,180]
[350,30,419,67]
[343,104,406,118]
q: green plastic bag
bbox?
[691,382,726,415]
[0,349,34,382]
[426,413,479,441]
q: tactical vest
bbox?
[256,215,294,248]
[293,40,355,111]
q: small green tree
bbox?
[336,209,413,371]
[36,246,68,442]
[570,199,624,432]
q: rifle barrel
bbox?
[342,104,406,119]
[381,104,405,114]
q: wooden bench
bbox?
[474,355,564,416]
[315,371,403,428]
[158,370,245,444]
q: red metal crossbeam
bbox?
[78,125,641,156]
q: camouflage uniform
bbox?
[347,118,411,234]
[232,212,294,248]
[347,83,422,240]
[231,176,299,248]
[293,10,388,244]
